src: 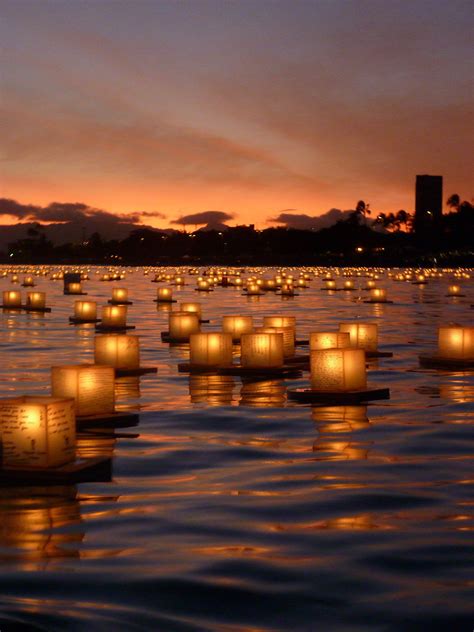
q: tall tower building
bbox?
[414,175,443,246]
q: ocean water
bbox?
[0,267,473,631]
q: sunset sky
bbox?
[1,0,472,230]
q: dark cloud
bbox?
[172,210,234,227]
[269,208,352,230]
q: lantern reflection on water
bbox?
[94,334,140,369]
[51,365,115,417]
[310,348,367,392]
[189,332,233,367]
[0,396,76,468]
[189,374,234,405]
[241,333,284,368]
[239,380,286,407]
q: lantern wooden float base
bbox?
[199,319,210,324]
[115,366,157,377]
[276,292,300,296]
[0,305,24,311]
[0,456,112,485]
[69,316,101,324]
[295,339,310,346]
[366,350,393,358]
[153,298,177,303]
[412,281,428,285]
[23,306,52,313]
[288,387,390,404]
[446,293,466,298]
[161,331,193,343]
[418,355,474,369]
[178,363,303,378]
[77,411,140,428]
[95,324,136,332]
[194,288,213,292]
[363,300,394,304]
[64,291,88,295]
[107,299,134,305]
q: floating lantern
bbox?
[447,285,463,297]
[280,283,295,296]
[11,275,19,283]
[94,335,140,369]
[111,288,129,304]
[256,326,295,358]
[365,280,376,289]
[26,291,47,310]
[196,280,211,291]
[180,302,202,318]
[368,288,388,303]
[2,290,22,307]
[168,311,200,341]
[156,287,174,302]
[241,332,284,368]
[22,276,35,287]
[324,280,337,290]
[310,331,351,351]
[438,326,474,360]
[343,280,355,290]
[0,396,76,468]
[189,332,233,367]
[310,348,367,392]
[222,315,254,341]
[262,315,296,339]
[100,305,128,328]
[246,283,263,296]
[175,276,185,285]
[339,322,378,352]
[66,282,83,295]
[73,300,97,322]
[51,365,115,417]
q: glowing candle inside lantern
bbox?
[168,311,200,341]
[281,283,294,295]
[262,315,296,340]
[246,283,262,295]
[447,285,461,296]
[94,334,140,369]
[26,292,46,309]
[310,331,351,351]
[256,326,295,357]
[339,322,378,351]
[157,287,173,302]
[101,305,127,328]
[324,280,336,290]
[74,300,97,320]
[343,280,354,290]
[189,332,233,367]
[310,348,366,391]
[366,280,376,289]
[175,276,185,285]
[180,302,202,318]
[0,396,76,468]
[2,290,21,307]
[197,280,210,291]
[369,288,387,302]
[66,282,83,295]
[438,326,474,359]
[51,365,115,417]
[241,332,284,368]
[23,276,35,286]
[112,288,128,303]
[222,315,254,341]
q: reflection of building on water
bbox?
[239,379,286,407]
[0,485,83,568]
[189,374,235,406]
[115,376,141,411]
[311,405,370,432]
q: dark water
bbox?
[0,267,473,631]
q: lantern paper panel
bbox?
[2,291,22,307]
[256,326,295,358]
[169,312,200,340]
[66,283,83,294]
[157,288,173,301]
[241,333,284,368]
[180,302,202,317]
[94,335,140,369]
[101,305,127,327]
[369,288,387,302]
[51,365,115,417]
[310,349,366,392]
[339,323,378,351]
[438,326,474,359]
[26,292,46,309]
[0,396,76,468]
[190,333,233,367]
[310,331,351,351]
[222,315,254,340]
[112,288,128,302]
[74,301,97,320]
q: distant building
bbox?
[414,175,443,246]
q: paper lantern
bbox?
[447,285,461,296]
[324,280,337,290]
[51,365,115,417]
[111,288,129,303]
[11,275,19,283]
[339,322,378,351]
[246,283,262,296]
[0,396,76,468]
[175,276,185,285]
[101,305,128,328]
[222,315,254,341]
[189,332,233,367]
[197,280,211,291]
[168,311,200,341]
[310,348,366,392]
[369,288,387,302]
[281,283,295,296]
[180,302,202,318]
[438,326,474,359]
[94,334,140,369]
[26,292,46,309]
[74,300,97,321]
[310,331,351,351]
[262,315,296,340]
[256,326,295,358]
[2,290,21,307]
[343,280,355,290]
[241,333,284,368]
[157,287,173,302]
[366,280,376,289]
[22,276,35,287]
[66,282,83,295]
